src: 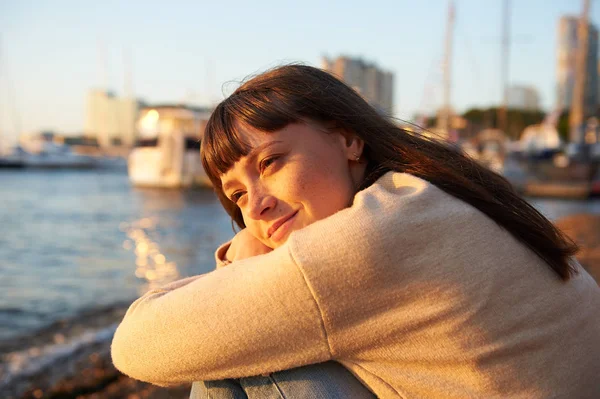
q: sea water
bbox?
[0,168,234,390]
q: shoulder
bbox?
[288,172,475,270]
[296,171,471,236]
[353,171,451,214]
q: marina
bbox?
[1,0,598,396]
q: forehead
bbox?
[219,122,333,186]
[219,126,280,187]
[234,123,272,147]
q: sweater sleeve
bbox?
[214,240,232,269]
[111,244,331,386]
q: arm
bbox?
[111,244,331,386]
[113,173,433,386]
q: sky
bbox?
[0,0,596,143]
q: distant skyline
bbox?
[0,0,596,144]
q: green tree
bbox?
[461,107,545,139]
[556,112,569,142]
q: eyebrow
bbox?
[221,140,283,193]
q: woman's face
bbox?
[220,122,365,249]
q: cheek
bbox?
[295,162,354,218]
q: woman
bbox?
[112,65,600,398]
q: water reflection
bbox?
[133,187,218,211]
[121,217,180,293]
[0,170,234,341]
[120,187,231,294]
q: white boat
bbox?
[518,124,562,157]
[0,153,24,168]
[19,143,97,169]
[128,105,212,188]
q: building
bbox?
[84,89,142,147]
[556,16,598,117]
[507,85,540,111]
[322,56,394,115]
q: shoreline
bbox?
[0,302,192,399]
[9,338,191,399]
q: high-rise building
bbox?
[84,89,142,147]
[322,56,394,115]
[556,16,598,116]
[507,85,540,111]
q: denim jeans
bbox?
[189,361,376,399]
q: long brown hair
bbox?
[201,64,578,280]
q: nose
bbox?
[246,186,276,220]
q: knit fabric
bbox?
[112,172,600,398]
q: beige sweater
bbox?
[111,172,600,398]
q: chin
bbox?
[269,232,293,248]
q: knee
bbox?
[190,380,248,399]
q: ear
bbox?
[337,129,365,162]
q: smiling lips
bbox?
[267,210,299,241]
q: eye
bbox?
[259,155,280,173]
[229,190,246,204]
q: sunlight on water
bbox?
[121,217,181,292]
[0,170,235,341]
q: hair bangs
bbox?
[227,88,300,132]
[202,89,303,186]
[201,102,252,187]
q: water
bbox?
[531,197,600,220]
[0,169,234,342]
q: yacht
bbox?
[128,105,212,188]
[0,152,24,168]
[19,143,97,168]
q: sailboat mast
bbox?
[0,34,22,150]
[123,47,133,99]
[498,0,511,136]
[569,0,591,145]
[438,0,455,138]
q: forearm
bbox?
[111,246,330,385]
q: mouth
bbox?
[267,210,299,242]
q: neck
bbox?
[351,162,368,192]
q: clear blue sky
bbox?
[0,0,595,143]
